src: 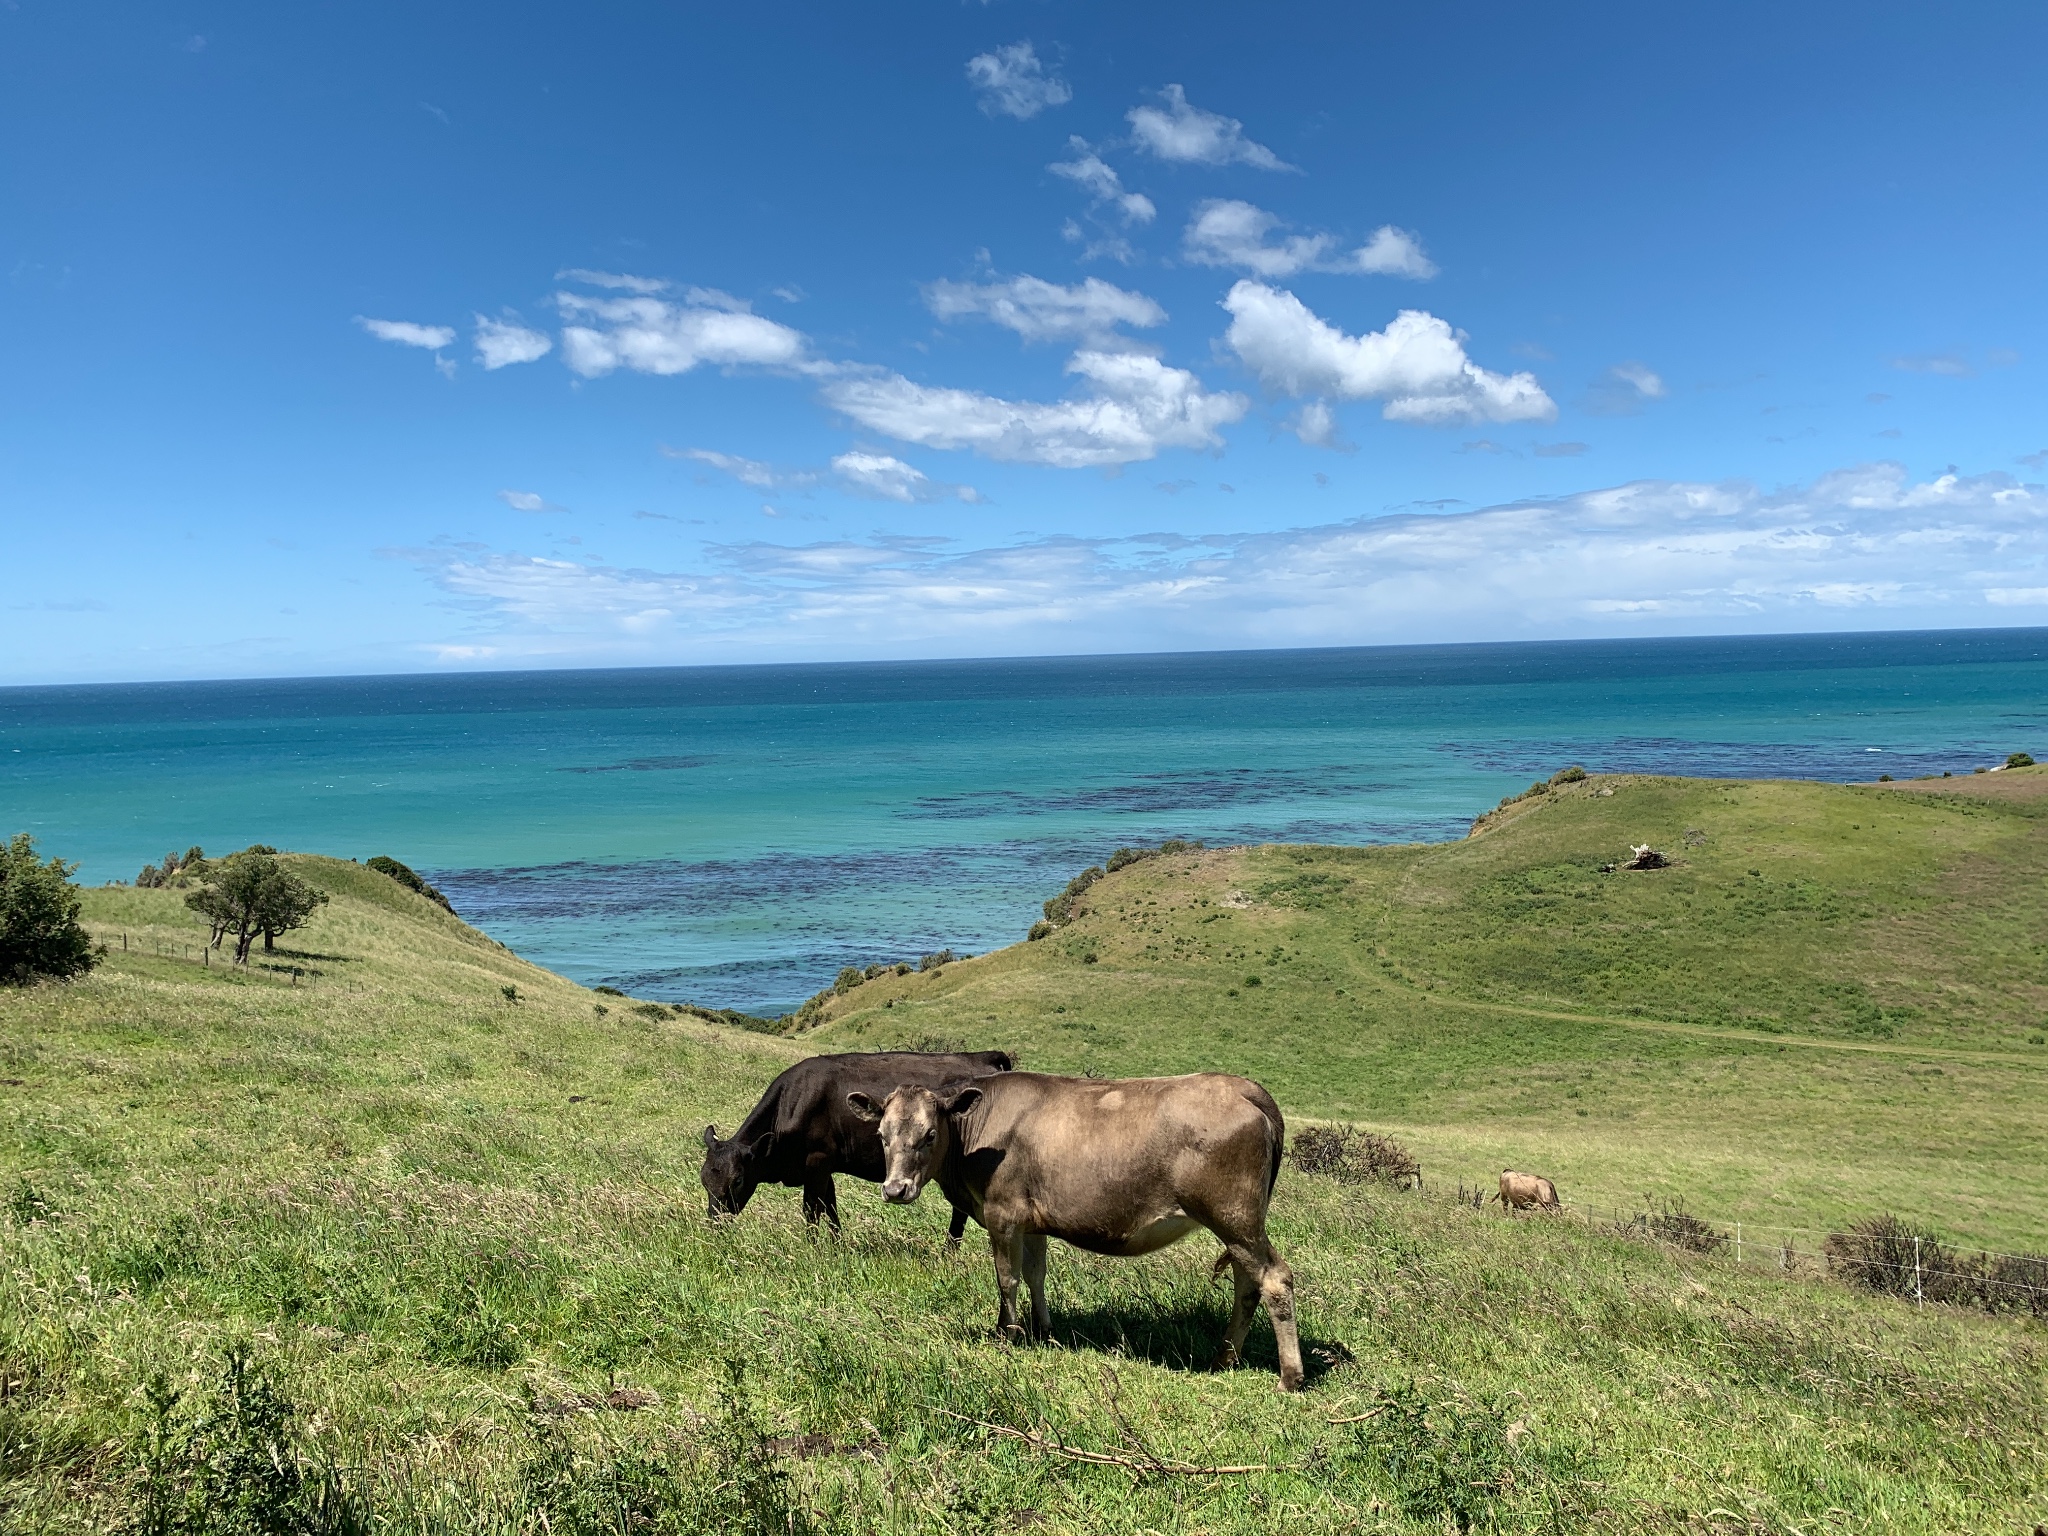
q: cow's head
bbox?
[698,1124,772,1218]
[846,1083,983,1205]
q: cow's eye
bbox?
[919,1129,934,1146]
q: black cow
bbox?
[700,1049,1013,1240]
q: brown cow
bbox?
[1495,1168,1560,1213]
[849,1071,1305,1391]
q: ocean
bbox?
[4,629,2044,1015]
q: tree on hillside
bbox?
[0,834,99,985]
[184,849,328,964]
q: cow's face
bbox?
[848,1084,982,1204]
[698,1124,769,1218]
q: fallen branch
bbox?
[1324,1407,1386,1425]
[935,1409,1281,1477]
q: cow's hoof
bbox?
[1278,1370,1305,1393]
[1209,1347,1240,1372]
[999,1324,1028,1345]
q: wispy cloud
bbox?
[497,489,566,513]
[555,269,669,294]
[1221,281,1554,425]
[1126,85,1293,171]
[666,447,817,492]
[924,273,1166,346]
[402,464,2048,661]
[1183,201,1435,279]
[356,317,456,350]
[1891,348,1972,377]
[1049,138,1156,227]
[822,351,1247,468]
[966,41,1071,119]
[831,451,982,504]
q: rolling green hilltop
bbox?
[1,771,2044,1531]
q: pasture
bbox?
[1,777,2045,1531]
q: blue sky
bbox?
[4,1,2046,683]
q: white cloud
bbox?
[1183,201,1436,279]
[404,464,2048,661]
[924,274,1166,345]
[497,489,565,513]
[1126,85,1292,171]
[356,317,456,350]
[1221,281,1555,425]
[555,269,669,294]
[1583,361,1668,415]
[473,316,553,370]
[1290,400,1349,450]
[831,451,981,504]
[1049,138,1156,226]
[966,41,1071,119]
[822,350,1248,468]
[556,289,810,377]
[666,447,817,492]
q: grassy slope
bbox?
[817,769,2048,1248]
[1,824,2044,1532]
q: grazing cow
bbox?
[1495,1169,1560,1213]
[849,1071,1305,1391]
[700,1050,1013,1241]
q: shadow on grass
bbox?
[1044,1296,1351,1388]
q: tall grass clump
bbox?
[1288,1125,1422,1190]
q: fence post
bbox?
[1914,1236,1923,1307]
[1736,1222,1742,1268]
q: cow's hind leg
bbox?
[1020,1233,1050,1341]
[801,1175,841,1235]
[945,1201,970,1249]
[988,1227,1027,1341]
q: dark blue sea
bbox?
[4,630,2044,1014]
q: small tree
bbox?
[1,835,99,985]
[184,850,328,964]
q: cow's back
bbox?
[957,1072,1281,1249]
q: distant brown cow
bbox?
[1495,1169,1560,1212]
[850,1071,1305,1391]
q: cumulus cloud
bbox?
[1221,281,1554,425]
[966,41,1071,119]
[924,273,1166,345]
[556,286,810,378]
[1183,201,1436,279]
[1127,85,1292,171]
[1049,138,1156,226]
[356,317,456,350]
[822,350,1248,468]
[473,316,553,370]
[402,464,2048,661]
[832,451,982,504]
[1290,400,1350,450]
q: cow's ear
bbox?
[940,1085,983,1117]
[701,1124,720,1149]
[748,1131,775,1162]
[845,1091,882,1122]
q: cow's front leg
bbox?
[801,1174,841,1235]
[988,1227,1026,1341]
[1020,1233,1050,1341]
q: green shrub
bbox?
[0,834,98,986]
[1041,866,1104,926]
[2008,752,2036,768]
[918,949,958,972]
[833,966,866,994]
[364,855,454,913]
[1549,764,1587,784]
[1289,1125,1421,1189]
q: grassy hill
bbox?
[1,790,2045,1532]
[815,768,2048,1249]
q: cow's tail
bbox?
[1247,1084,1286,1196]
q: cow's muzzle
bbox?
[881,1177,920,1204]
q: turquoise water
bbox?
[4,630,2044,1014]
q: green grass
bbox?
[2,788,2045,1532]
[820,768,2048,1249]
